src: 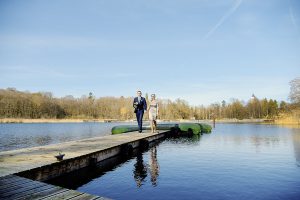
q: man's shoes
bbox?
[139,130,142,133]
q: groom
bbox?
[133,90,147,133]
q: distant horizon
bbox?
[1,0,299,105]
[1,87,290,107]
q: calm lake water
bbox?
[0,122,133,151]
[47,123,300,200]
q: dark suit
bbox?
[133,97,147,132]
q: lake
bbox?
[0,122,133,151]
[45,123,300,200]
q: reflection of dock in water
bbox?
[0,130,169,199]
[47,139,164,189]
[0,124,205,199]
[48,135,201,190]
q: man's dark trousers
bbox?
[136,109,144,132]
[133,96,147,132]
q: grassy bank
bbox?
[1,116,299,125]
[275,110,300,125]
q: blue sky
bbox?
[0,0,299,105]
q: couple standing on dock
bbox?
[133,90,159,133]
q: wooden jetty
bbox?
[0,130,169,199]
[0,174,107,200]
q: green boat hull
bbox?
[111,124,175,135]
[111,125,140,134]
[198,123,212,133]
[111,123,212,135]
[178,123,202,135]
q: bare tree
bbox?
[289,77,300,104]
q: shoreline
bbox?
[0,118,124,123]
[0,118,299,126]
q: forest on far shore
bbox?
[0,78,299,121]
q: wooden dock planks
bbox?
[0,131,169,199]
[0,175,108,200]
[0,131,168,199]
[0,131,167,177]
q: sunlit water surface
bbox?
[47,123,300,200]
[0,122,133,151]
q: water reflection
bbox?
[132,136,200,188]
[250,135,281,153]
[133,151,148,187]
[292,128,300,167]
[132,135,202,187]
[0,122,134,151]
[133,146,160,187]
[46,124,300,200]
[47,139,164,190]
[46,153,129,189]
[166,134,201,146]
[149,147,159,186]
[34,135,52,146]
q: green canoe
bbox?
[111,124,175,135]
[111,125,140,134]
[111,123,211,135]
[178,123,202,135]
[198,123,212,133]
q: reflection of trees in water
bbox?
[34,135,52,146]
[292,129,300,167]
[133,152,148,187]
[250,135,280,153]
[133,146,160,187]
[166,135,201,146]
[149,147,159,186]
[59,135,73,143]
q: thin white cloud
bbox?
[289,0,299,33]
[203,0,243,40]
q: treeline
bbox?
[0,88,298,120]
[194,96,290,120]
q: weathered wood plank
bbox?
[0,131,167,177]
[0,175,27,183]
[0,175,52,193]
[0,174,16,181]
[0,174,107,200]
[0,179,40,190]
[0,183,24,192]
[67,193,101,200]
[0,175,35,184]
[0,175,32,191]
[0,176,35,188]
[0,131,165,200]
[14,187,67,200]
[35,189,83,200]
[0,181,41,194]
[3,184,55,200]
[93,197,112,200]
[0,182,50,197]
